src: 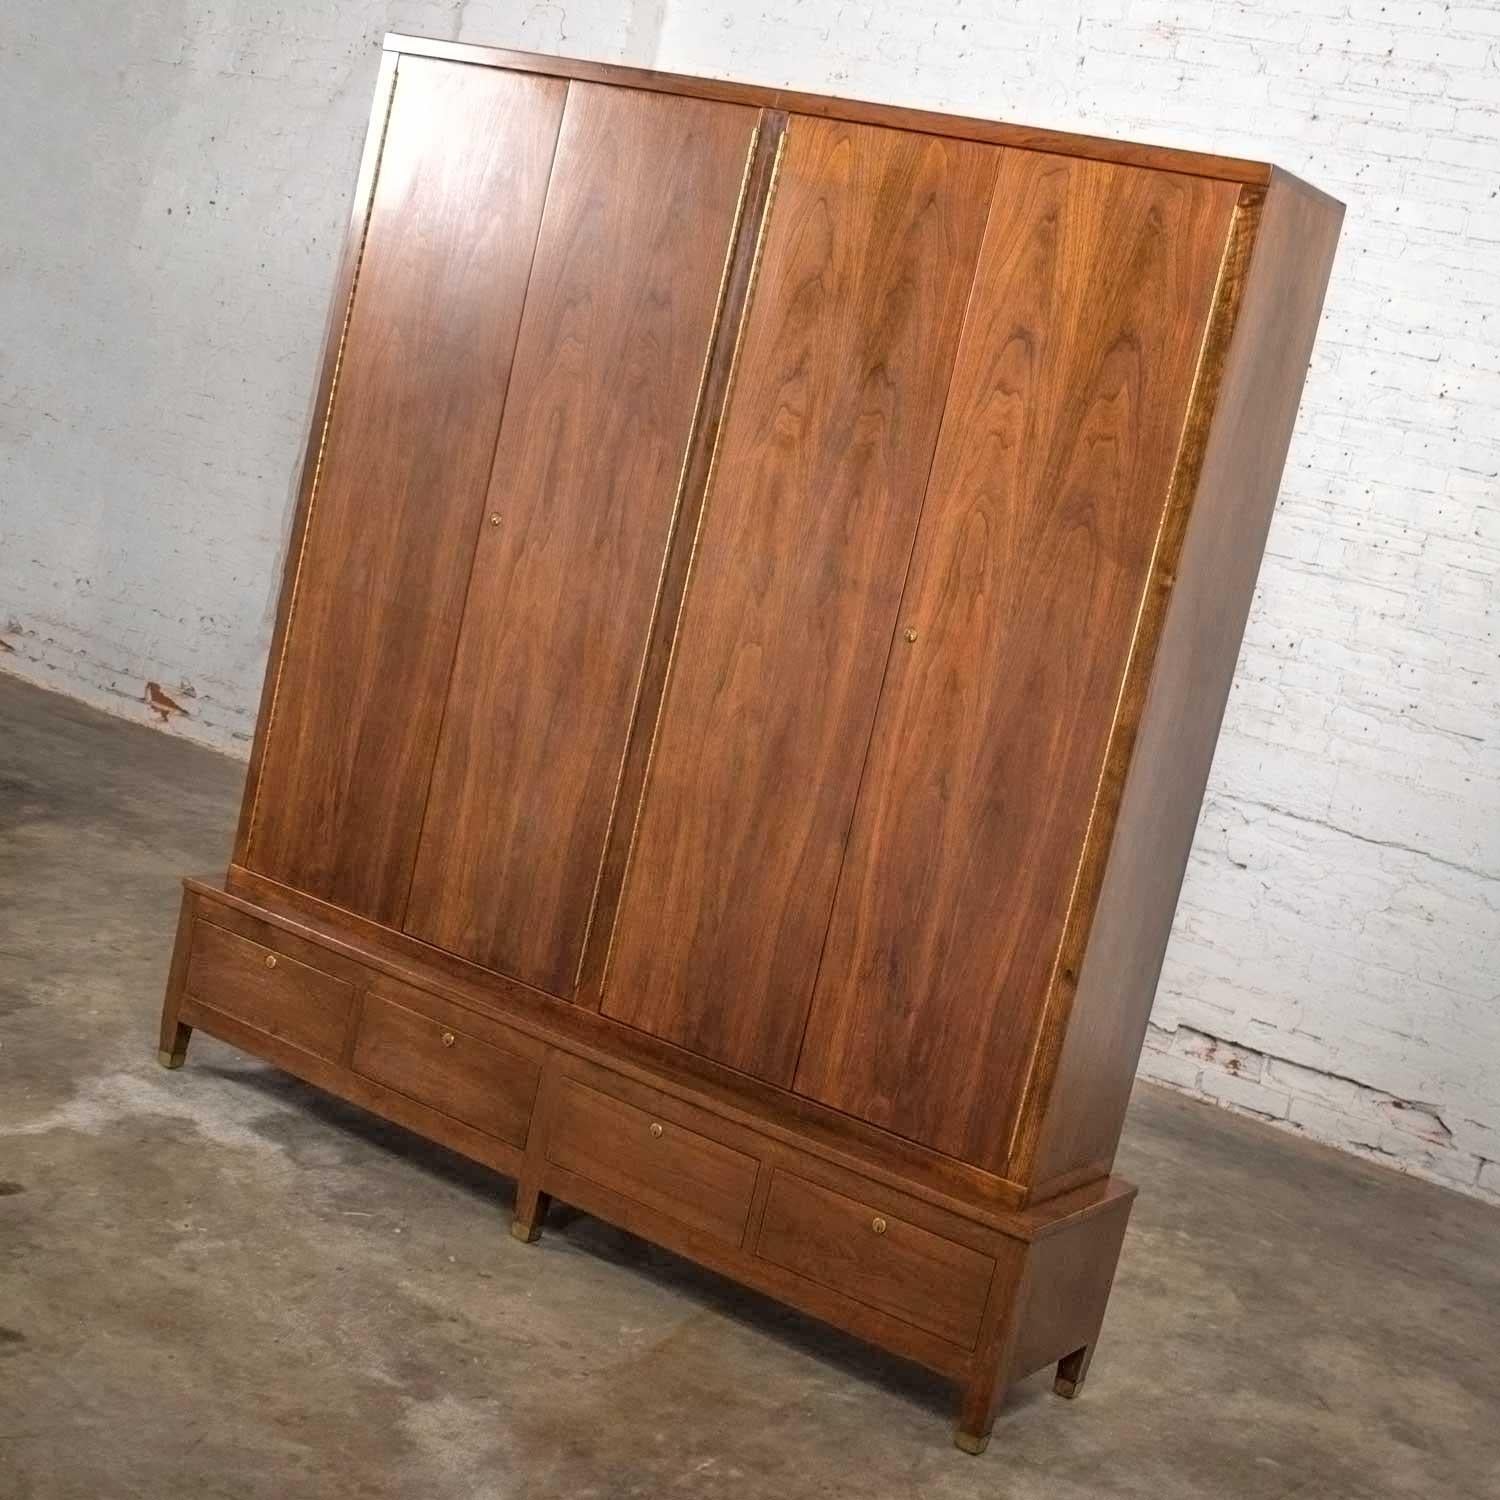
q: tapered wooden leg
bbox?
[157,1021,192,1070]
[511,1054,563,1243]
[954,1369,1004,1455]
[511,1188,551,1244]
[156,891,196,1068]
[1054,1343,1095,1399]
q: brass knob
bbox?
[871,1216,888,1235]
[489,512,502,527]
[441,1031,456,1048]
[903,627,918,644]
[649,1122,664,1139]
[263,953,278,969]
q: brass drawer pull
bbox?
[441,1030,456,1048]
[263,953,278,970]
[871,1216,888,1235]
[649,1121,664,1139]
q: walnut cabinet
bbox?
[158,34,1341,1454]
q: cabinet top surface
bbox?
[384,32,1334,198]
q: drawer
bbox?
[755,1171,994,1348]
[547,1076,758,1245]
[186,921,354,1060]
[352,993,540,1149]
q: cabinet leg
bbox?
[953,1369,1004,1455]
[157,894,196,1069]
[157,1021,192,1070]
[1054,1343,1095,1399]
[511,1188,551,1244]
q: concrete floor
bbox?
[1,672,1497,1500]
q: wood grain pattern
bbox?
[533,1158,982,1379]
[352,992,541,1147]
[794,153,1240,1172]
[1006,1186,1132,1380]
[223,861,1039,1218]
[185,921,354,1061]
[546,1076,759,1243]
[403,85,760,994]
[159,45,1346,1446]
[1024,171,1344,1192]
[570,111,791,1011]
[176,879,1136,1250]
[243,58,565,923]
[755,1170,995,1348]
[166,878,1138,1442]
[601,116,999,1083]
[157,881,199,1067]
[385,34,1272,186]
[231,50,398,870]
[176,992,527,1181]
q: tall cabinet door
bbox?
[241,58,566,923]
[794,154,1240,1175]
[402,85,761,995]
[599,117,999,1083]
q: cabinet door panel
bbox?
[403,85,760,994]
[243,59,565,922]
[600,117,998,1083]
[793,155,1238,1171]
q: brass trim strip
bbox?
[572,116,766,990]
[242,60,401,859]
[1004,184,1265,1175]
[597,123,791,1003]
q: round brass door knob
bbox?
[871,1216,888,1235]
[649,1122,664,1139]
[441,1031,456,1048]
[263,953,278,969]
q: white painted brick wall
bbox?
[3,1,1496,1202]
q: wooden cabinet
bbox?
[165,34,1341,1456]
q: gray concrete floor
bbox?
[1,672,1497,1500]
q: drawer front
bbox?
[352,994,540,1149]
[547,1077,758,1245]
[756,1171,994,1348]
[186,921,354,1060]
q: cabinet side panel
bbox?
[794,155,1239,1172]
[601,117,1000,1084]
[402,85,761,995]
[243,58,566,923]
[1026,172,1343,1191]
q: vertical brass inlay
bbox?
[595,122,791,1004]
[571,116,767,991]
[1005,184,1265,1175]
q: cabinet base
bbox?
[157,878,1135,1453]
